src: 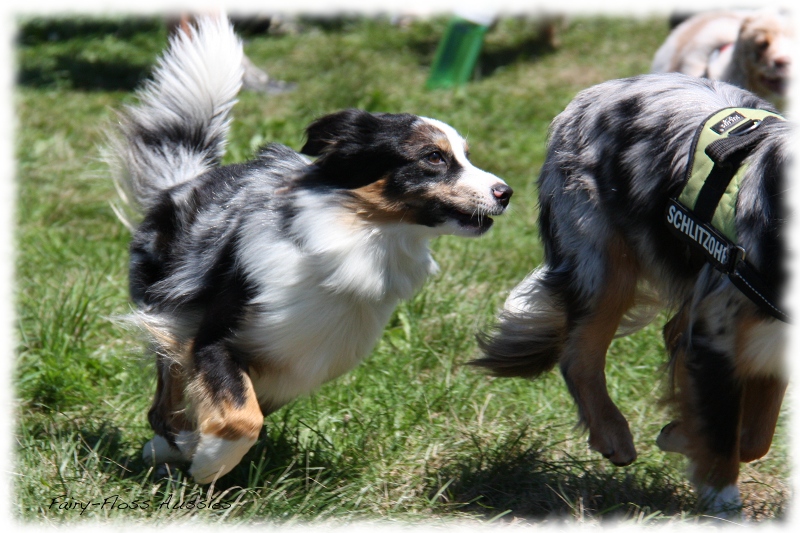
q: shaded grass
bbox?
[13,13,790,525]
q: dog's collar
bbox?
[666,107,789,322]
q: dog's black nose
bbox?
[492,184,513,207]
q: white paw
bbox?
[699,484,743,520]
[142,435,189,465]
[189,433,257,484]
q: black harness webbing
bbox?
[666,108,789,323]
[693,116,780,224]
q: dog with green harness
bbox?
[474,73,790,518]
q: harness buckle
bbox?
[733,245,746,265]
[728,119,761,137]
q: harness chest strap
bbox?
[666,107,789,323]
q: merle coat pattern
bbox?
[473,73,788,517]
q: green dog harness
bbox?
[666,107,789,322]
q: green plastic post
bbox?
[426,16,490,89]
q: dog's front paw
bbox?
[189,432,258,484]
[587,416,637,466]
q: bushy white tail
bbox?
[107,16,244,226]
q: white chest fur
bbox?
[234,192,438,408]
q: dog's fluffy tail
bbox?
[472,267,568,378]
[107,16,244,227]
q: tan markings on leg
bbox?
[674,392,740,491]
[658,341,706,461]
[192,371,264,442]
[688,444,741,490]
[739,376,787,462]
[187,370,263,483]
[560,238,639,466]
[660,303,690,406]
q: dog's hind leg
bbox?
[662,303,786,518]
[143,350,194,466]
[558,237,639,466]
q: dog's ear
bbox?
[301,109,382,157]
[300,109,416,189]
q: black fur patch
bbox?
[686,318,742,458]
[192,262,255,406]
[300,109,419,190]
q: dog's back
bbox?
[537,75,785,299]
[651,11,745,76]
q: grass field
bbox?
[13,13,791,526]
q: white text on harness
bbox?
[667,203,729,265]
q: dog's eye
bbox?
[426,151,446,165]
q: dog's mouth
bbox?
[760,74,789,96]
[444,206,496,234]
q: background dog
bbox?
[650,9,793,110]
[107,16,511,484]
[473,74,788,517]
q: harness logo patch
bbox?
[666,201,730,266]
[710,111,746,135]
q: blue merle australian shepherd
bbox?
[473,74,789,515]
[107,16,511,484]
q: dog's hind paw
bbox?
[143,435,190,465]
[656,420,690,455]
